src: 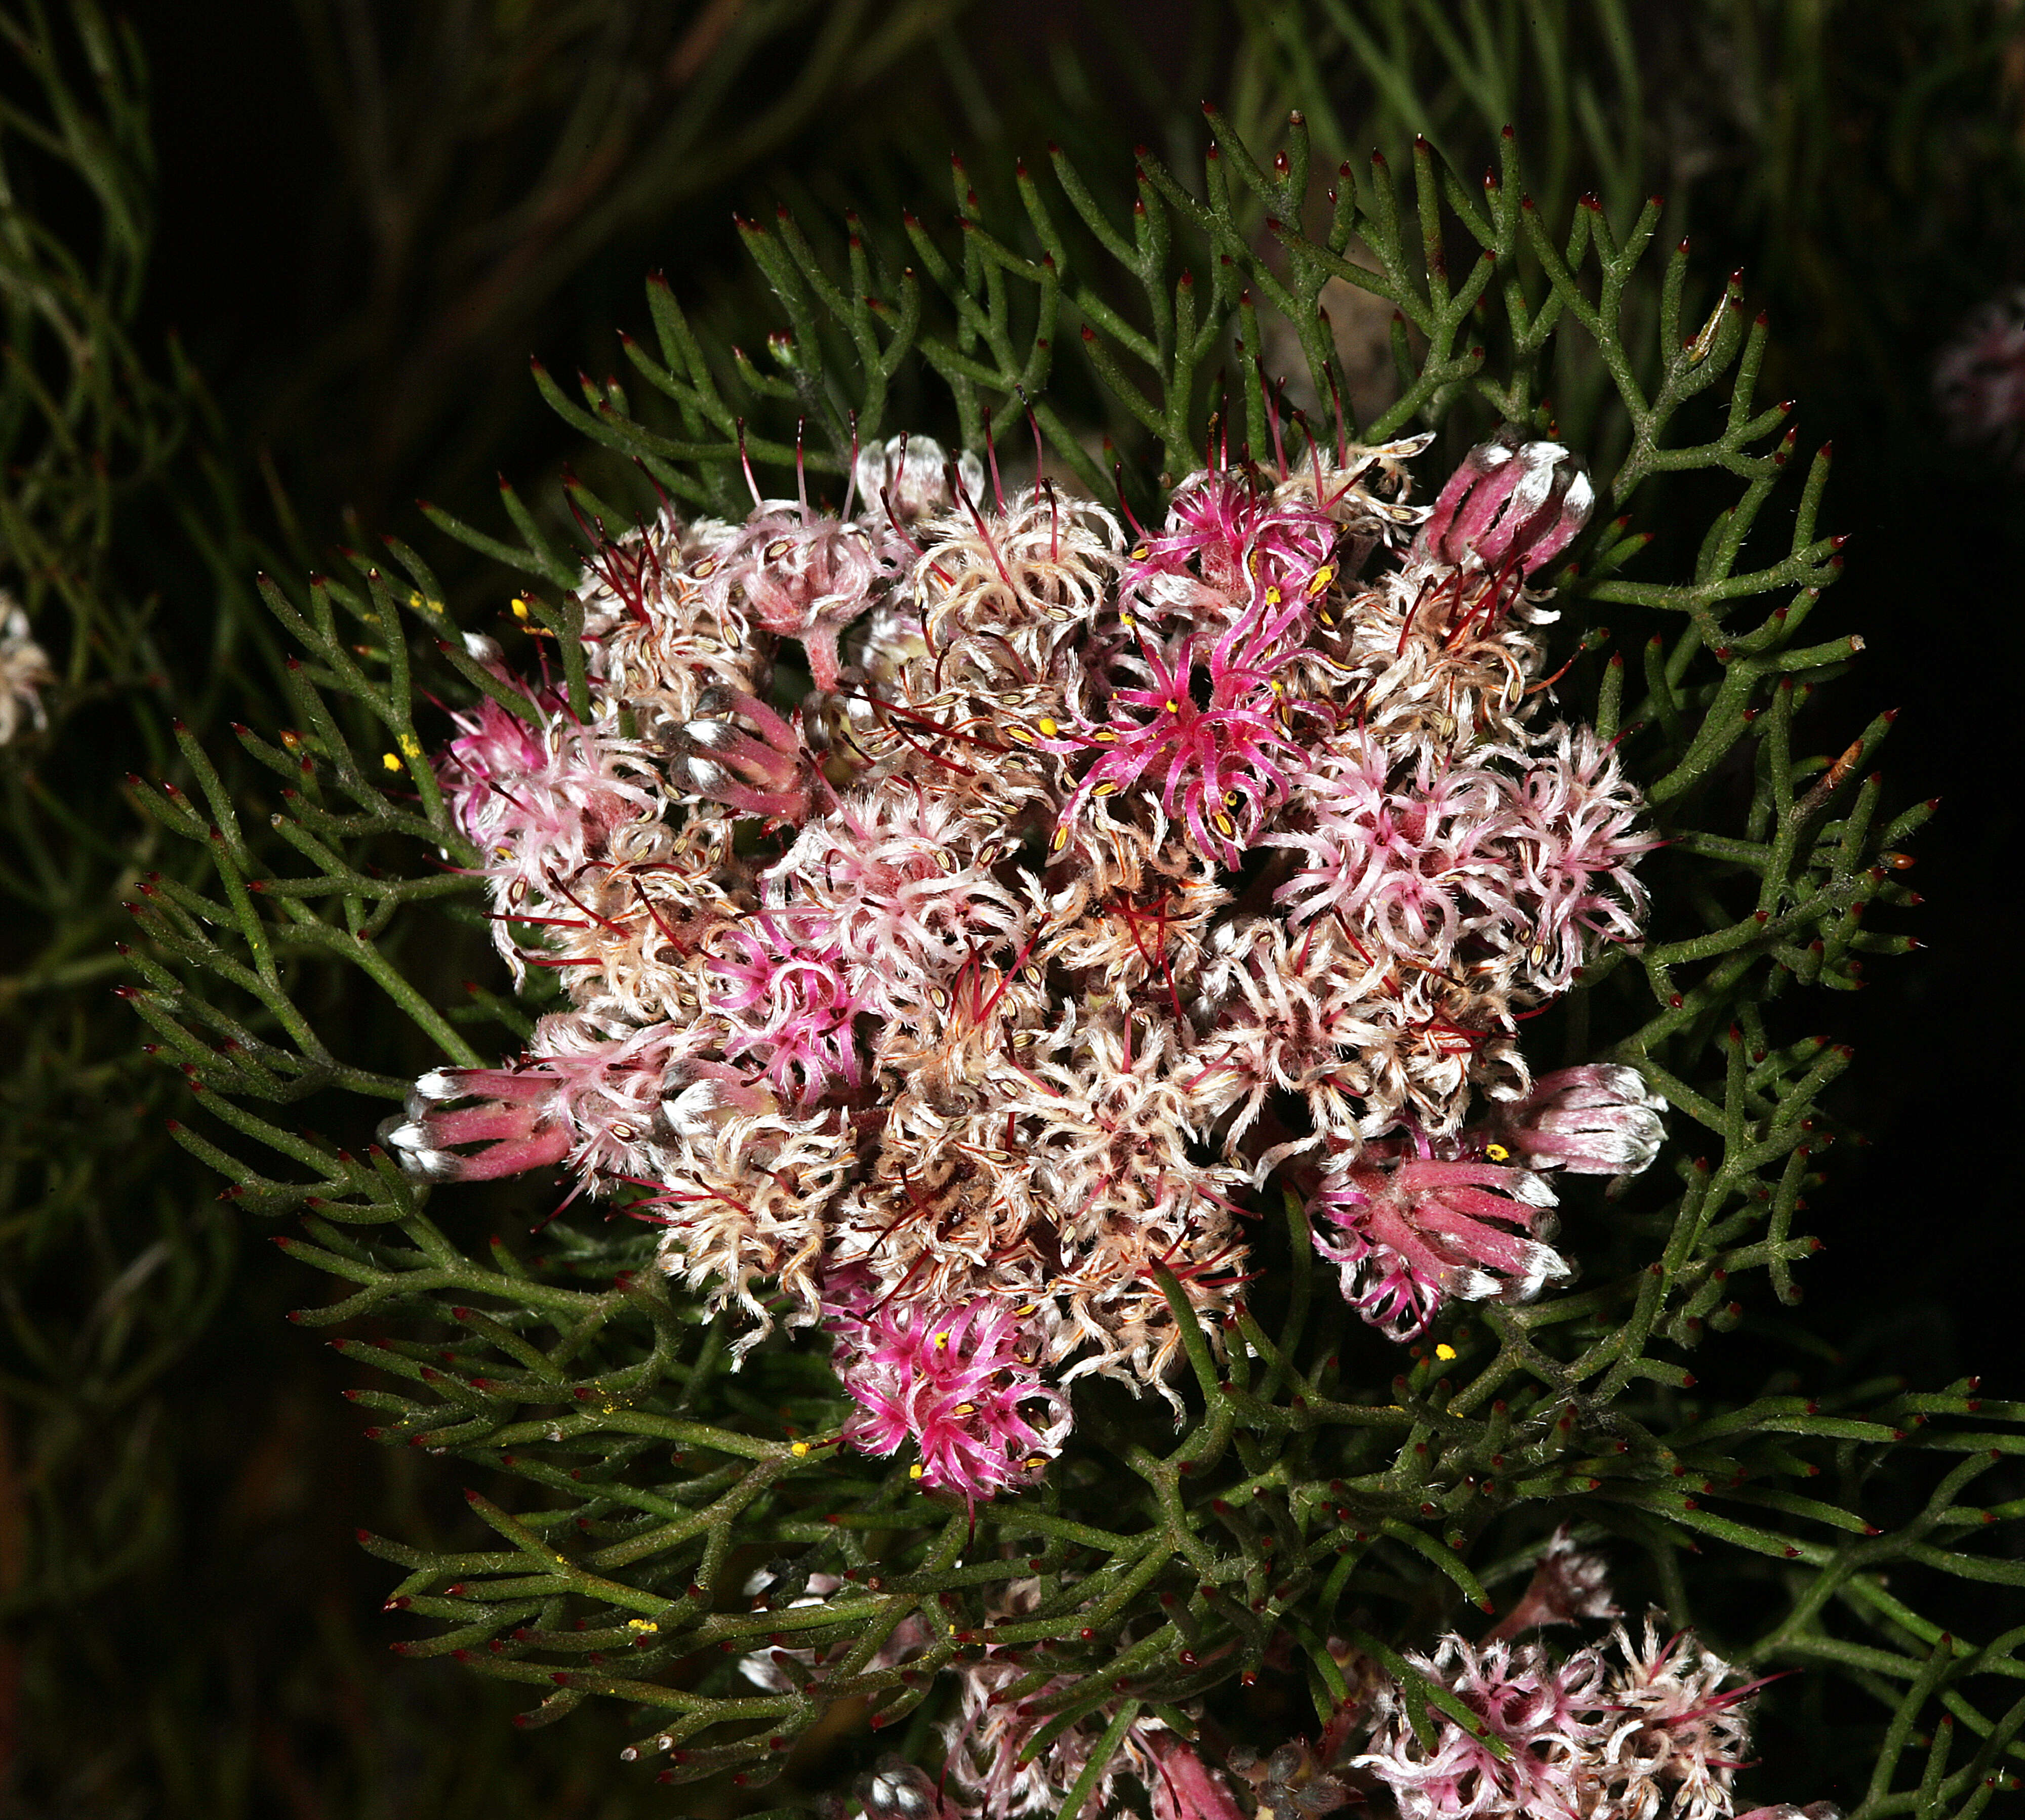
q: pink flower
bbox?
[705,909,866,1103]
[435,680,656,973]
[939,1614,1169,1819]
[1499,724,1656,991]
[829,1294,1070,1506]
[1485,1065,1667,1176]
[1354,1633,1607,1820]
[1270,736,1512,960]
[1594,1617,1765,1820]
[766,791,1028,1018]
[670,685,831,822]
[698,499,885,689]
[1053,631,1303,866]
[1309,1143,1567,1340]
[382,1013,686,1185]
[1418,431,1593,575]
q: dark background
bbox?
[4,1,2022,1811]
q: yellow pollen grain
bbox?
[791,1441,810,1457]
[627,1619,659,1633]
[910,1463,926,1479]
[1435,1343,1457,1361]
[1036,716,1059,736]
[382,751,402,772]
[1485,1142,1511,1163]
[1265,586,1282,606]
[934,1331,950,1348]
[398,731,422,758]
[510,597,531,619]
[1164,699,1180,714]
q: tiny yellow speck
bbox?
[933,1331,950,1349]
[910,1463,926,1479]
[398,731,422,758]
[627,1619,658,1633]
[602,1403,616,1414]
[791,1441,810,1457]
[510,597,531,618]
[382,751,401,772]
[1436,1343,1457,1361]
[948,1621,959,1634]
[1265,586,1282,606]
[1485,1142,1511,1163]
[1036,716,1059,736]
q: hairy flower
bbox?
[698,493,884,689]
[1052,629,1304,866]
[1487,1065,1668,1176]
[940,1594,1170,1819]
[1310,1144,1567,1340]
[1498,723,1657,991]
[382,1012,690,1185]
[1355,1632,1606,1820]
[1593,1616,1763,1820]
[705,907,866,1103]
[436,678,657,976]
[829,1294,1071,1505]
[408,422,1652,1456]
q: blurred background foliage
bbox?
[2,0,2022,1812]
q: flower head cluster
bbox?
[389,420,1663,1501]
[1354,1616,1781,1820]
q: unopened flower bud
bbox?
[1418,429,1593,574]
[1489,1065,1667,1175]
